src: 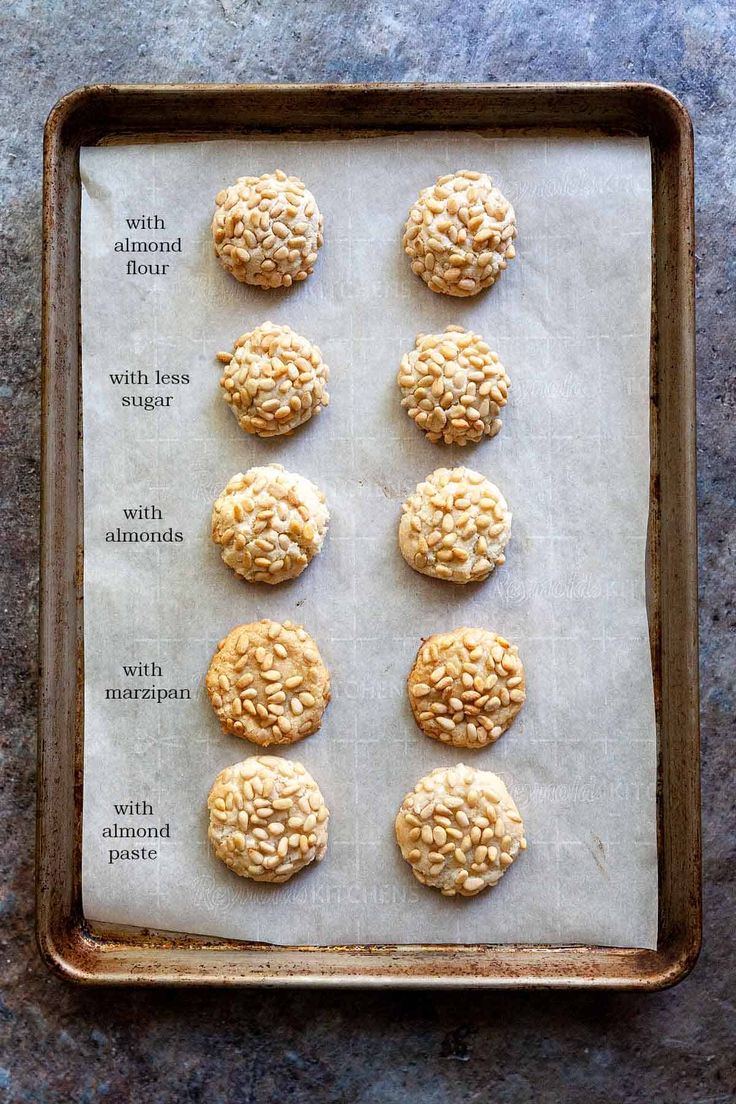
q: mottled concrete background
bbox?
[0,2,733,1101]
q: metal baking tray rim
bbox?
[38,81,700,988]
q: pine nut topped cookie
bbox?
[408,628,525,748]
[206,620,331,747]
[403,170,517,297]
[211,464,329,585]
[395,764,526,897]
[399,466,511,583]
[208,756,329,883]
[216,322,329,438]
[398,325,509,445]
[212,170,323,288]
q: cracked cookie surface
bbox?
[211,464,329,585]
[208,756,329,883]
[403,170,516,297]
[398,325,509,445]
[216,321,329,439]
[399,466,511,583]
[206,619,330,747]
[212,170,323,288]
[408,628,525,748]
[395,764,526,896]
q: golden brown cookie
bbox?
[216,322,329,438]
[395,764,526,896]
[398,325,509,445]
[208,756,329,883]
[211,464,329,585]
[399,466,511,583]
[212,170,323,288]
[206,620,330,746]
[408,628,525,748]
[402,170,517,297]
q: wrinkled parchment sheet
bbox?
[80,134,656,948]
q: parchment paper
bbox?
[80,134,657,948]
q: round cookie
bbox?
[408,629,525,748]
[211,464,329,585]
[402,170,517,297]
[206,620,331,746]
[395,764,526,896]
[399,466,511,583]
[208,756,329,883]
[398,325,509,446]
[212,170,323,288]
[216,322,329,438]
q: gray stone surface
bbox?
[0,1,734,1100]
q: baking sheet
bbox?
[79,134,657,948]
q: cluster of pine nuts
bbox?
[402,169,517,297]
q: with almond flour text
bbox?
[115,212,181,276]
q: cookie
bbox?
[216,322,329,438]
[212,464,329,585]
[402,170,516,297]
[398,325,509,445]
[208,756,329,883]
[212,170,323,288]
[399,466,511,583]
[395,764,526,896]
[206,620,330,746]
[408,629,525,748]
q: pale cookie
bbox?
[403,170,517,297]
[212,464,329,585]
[206,620,331,746]
[208,756,329,883]
[398,325,510,445]
[408,628,525,748]
[216,322,329,438]
[212,169,323,288]
[395,764,526,897]
[399,466,511,583]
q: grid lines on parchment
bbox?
[79,131,657,949]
